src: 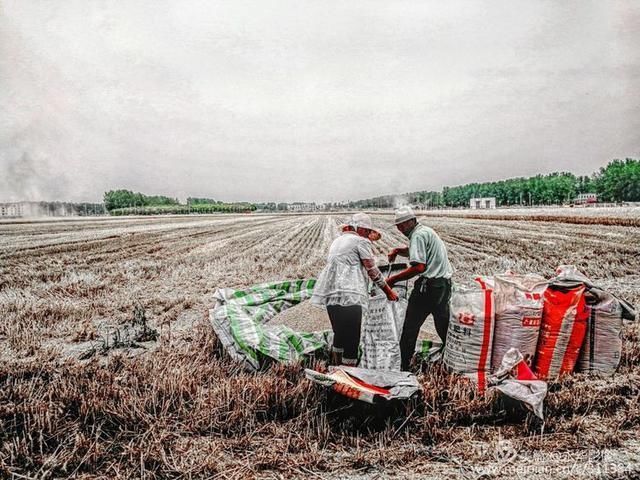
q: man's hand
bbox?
[385,289,399,302]
[382,284,399,302]
[387,247,409,263]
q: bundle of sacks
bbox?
[444,265,637,389]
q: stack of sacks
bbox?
[490,273,548,373]
[553,266,637,376]
[444,266,636,388]
[444,277,495,391]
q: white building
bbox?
[0,202,79,218]
[574,193,597,205]
[0,203,21,217]
[0,202,44,218]
[288,202,317,212]
[470,197,496,209]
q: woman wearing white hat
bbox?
[311,213,399,366]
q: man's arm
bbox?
[387,262,426,286]
[388,247,410,262]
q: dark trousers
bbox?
[400,277,452,371]
[326,305,362,365]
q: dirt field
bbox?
[1,212,639,478]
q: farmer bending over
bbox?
[311,213,398,366]
[387,206,453,371]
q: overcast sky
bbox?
[1,1,639,203]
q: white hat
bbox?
[350,212,378,232]
[394,206,416,224]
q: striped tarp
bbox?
[209,279,331,370]
[210,278,450,372]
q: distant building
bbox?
[0,201,97,218]
[0,202,44,218]
[0,202,20,217]
[470,197,496,209]
[288,202,317,212]
[574,193,597,205]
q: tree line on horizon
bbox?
[103,190,255,214]
[350,158,639,208]
[102,158,638,213]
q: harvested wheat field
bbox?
[1,212,639,479]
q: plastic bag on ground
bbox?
[444,278,495,391]
[305,366,421,403]
[489,348,548,420]
[415,339,443,362]
[491,273,548,372]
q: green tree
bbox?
[593,158,640,202]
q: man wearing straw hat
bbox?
[386,206,453,370]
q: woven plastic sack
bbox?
[491,273,548,373]
[488,348,548,420]
[444,278,495,390]
[305,366,421,403]
[360,292,408,371]
[533,283,588,380]
[577,286,637,375]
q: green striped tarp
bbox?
[209,279,331,370]
[209,279,444,371]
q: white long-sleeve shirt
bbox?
[311,231,385,309]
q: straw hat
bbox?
[394,205,416,225]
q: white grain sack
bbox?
[490,273,548,372]
[444,278,495,390]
